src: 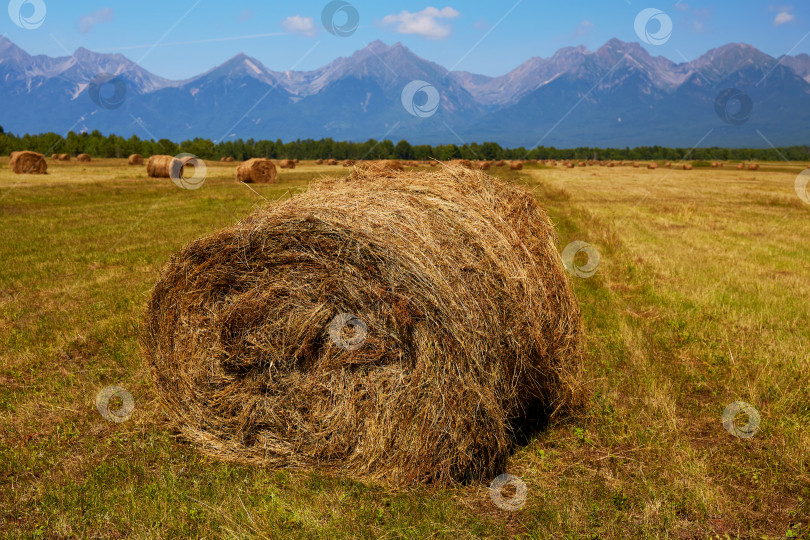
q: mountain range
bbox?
[2,36,810,148]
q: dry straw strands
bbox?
[128,154,144,165]
[77,153,91,162]
[10,151,47,174]
[142,165,584,486]
[236,158,277,183]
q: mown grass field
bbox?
[1,158,808,539]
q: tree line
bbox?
[1,128,808,162]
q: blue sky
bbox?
[4,1,810,79]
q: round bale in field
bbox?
[278,159,296,169]
[146,155,177,178]
[10,151,47,174]
[236,158,277,183]
[58,154,71,161]
[77,153,91,162]
[128,154,144,165]
[510,161,523,170]
[683,163,693,170]
[142,165,584,486]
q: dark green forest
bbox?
[1,127,808,162]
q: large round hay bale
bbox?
[748,163,760,171]
[147,155,176,178]
[509,161,523,170]
[278,159,296,169]
[77,153,91,162]
[326,159,338,165]
[58,154,70,161]
[128,154,144,166]
[141,165,584,486]
[647,162,659,170]
[476,161,491,170]
[236,158,277,183]
[315,159,324,165]
[10,151,47,175]
[51,153,58,160]
[342,159,355,167]
[683,163,693,170]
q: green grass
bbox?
[1,158,809,538]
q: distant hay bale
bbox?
[58,154,70,161]
[279,159,296,169]
[128,154,144,165]
[342,159,355,167]
[236,158,277,183]
[683,163,693,170]
[141,165,584,486]
[632,162,640,168]
[476,161,491,170]
[566,163,575,168]
[450,159,473,169]
[509,161,523,170]
[358,160,404,173]
[315,159,325,165]
[326,159,338,165]
[147,155,176,178]
[665,162,672,168]
[51,153,58,160]
[220,157,235,163]
[77,153,91,162]
[494,160,506,167]
[293,158,299,164]
[10,151,47,175]
[647,163,659,170]
[748,163,760,171]
[736,163,746,170]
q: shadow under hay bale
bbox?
[236,158,277,183]
[10,151,47,174]
[141,165,584,486]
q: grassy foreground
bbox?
[1,158,808,539]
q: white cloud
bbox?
[282,15,317,37]
[380,7,460,40]
[79,7,114,34]
[774,11,795,25]
[575,20,594,37]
